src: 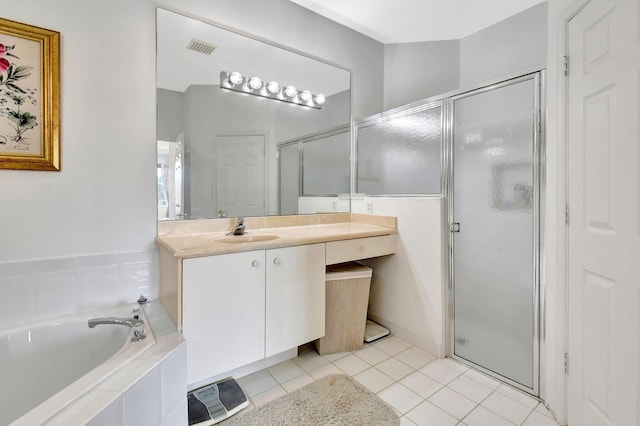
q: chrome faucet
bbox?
[88,317,147,342]
[227,217,246,236]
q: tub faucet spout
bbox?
[87,317,147,342]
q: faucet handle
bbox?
[131,306,141,319]
[227,216,247,236]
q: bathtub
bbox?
[0,304,157,426]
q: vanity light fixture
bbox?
[299,90,312,102]
[284,85,298,98]
[228,71,243,86]
[220,70,325,109]
[266,81,280,95]
[248,76,263,90]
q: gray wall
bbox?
[302,131,350,196]
[157,89,185,142]
[274,90,350,143]
[381,2,547,111]
[383,40,460,111]
[459,2,547,87]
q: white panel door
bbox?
[182,251,265,385]
[567,0,640,424]
[265,244,325,357]
[216,135,265,218]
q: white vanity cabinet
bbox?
[182,250,266,385]
[265,244,325,357]
[181,243,325,384]
[157,214,398,385]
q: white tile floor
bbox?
[236,336,561,426]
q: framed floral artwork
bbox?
[0,17,59,171]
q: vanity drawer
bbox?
[325,235,396,265]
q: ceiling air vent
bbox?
[186,39,216,55]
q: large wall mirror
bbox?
[156,8,351,221]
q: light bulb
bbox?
[267,81,280,94]
[248,76,263,90]
[284,85,297,98]
[229,71,243,85]
[300,90,312,102]
[314,94,326,105]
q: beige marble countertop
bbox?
[157,214,397,258]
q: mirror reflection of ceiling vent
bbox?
[186,39,216,55]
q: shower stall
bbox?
[449,73,542,395]
[278,125,351,215]
[354,71,543,395]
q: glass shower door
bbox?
[451,75,539,392]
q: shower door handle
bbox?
[450,222,460,233]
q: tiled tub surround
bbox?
[1,304,144,425]
[8,301,186,426]
[0,250,158,330]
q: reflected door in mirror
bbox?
[216,135,266,218]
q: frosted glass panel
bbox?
[357,106,442,194]
[452,79,536,389]
[302,131,350,195]
[278,144,299,215]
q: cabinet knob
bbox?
[273,257,281,265]
[251,260,260,268]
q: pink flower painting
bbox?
[0,44,10,73]
[0,41,37,145]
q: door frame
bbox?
[277,139,302,215]
[445,71,545,397]
[543,0,593,423]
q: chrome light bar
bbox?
[219,70,326,110]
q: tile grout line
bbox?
[240,338,549,425]
[519,402,541,425]
[458,383,536,426]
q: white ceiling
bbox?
[288,0,546,43]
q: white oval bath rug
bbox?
[221,374,400,425]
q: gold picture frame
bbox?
[0,17,60,171]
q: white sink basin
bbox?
[217,235,279,243]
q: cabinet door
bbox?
[265,244,325,357]
[182,250,265,385]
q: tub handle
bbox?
[131,326,147,342]
[88,317,147,342]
